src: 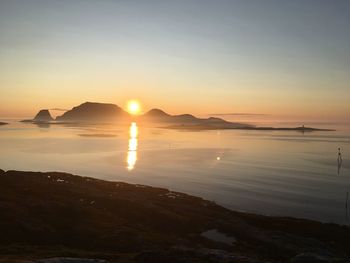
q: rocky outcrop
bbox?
[1,169,350,262]
[33,109,54,122]
[34,258,108,263]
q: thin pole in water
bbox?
[346,191,349,219]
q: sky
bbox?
[0,0,349,121]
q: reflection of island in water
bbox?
[127,122,138,170]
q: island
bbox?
[163,124,334,131]
[19,102,333,131]
[20,109,54,124]
[55,102,129,122]
[0,169,349,262]
[0,122,8,125]
[138,108,254,129]
[33,109,54,122]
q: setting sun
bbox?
[126,100,141,115]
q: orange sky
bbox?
[0,1,349,121]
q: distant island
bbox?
[21,109,54,123]
[164,124,333,131]
[1,169,349,262]
[55,102,129,122]
[19,102,334,131]
[0,122,8,125]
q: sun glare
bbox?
[127,100,141,115]
[127,122,138,170]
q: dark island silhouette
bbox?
[21,102,333,131]
[141,108,252,128]
[1,169,350,262]
[34,109,54,122]
[56,102,129,122]
[20,109,54,123]
[0,122,8,125]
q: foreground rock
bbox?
[0,169,349,262]
[30,258,107,263]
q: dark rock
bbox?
[33,110,54,122]
[55,102,128,122]
[141,108,235,126]
[24,101,332,130]
[135,248,254,263]
[36,258,108,263]
[1,170,350,262]
[289,252,338,263]
[144,108,170,118]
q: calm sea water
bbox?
[0,120,349,225]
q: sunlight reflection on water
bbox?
[127,122,138,170]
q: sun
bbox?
[127,100,141,115]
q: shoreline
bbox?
[14,120,336,131]
[162,124,335,131]
[1,169,350,262]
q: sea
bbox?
[0,118,349,225]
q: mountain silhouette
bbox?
[33,109,54,122]
[53,102,253,128]
[141,108,232,125]
[54,102,234,125]
[20,109,54,123]
[142,109,196,123]
[55,102,128,122]
[20,102,331,131]
[144,108,170,118]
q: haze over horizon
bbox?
[0,0,349,122]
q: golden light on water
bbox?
[127,100,141,115]
[127,122,138,170]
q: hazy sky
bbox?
[0,0,349,120]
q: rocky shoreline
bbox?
[1,169,349,262]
